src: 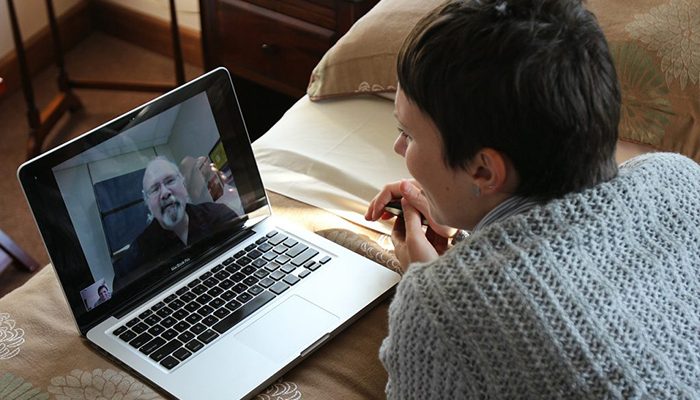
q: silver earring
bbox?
[472,185,481,197]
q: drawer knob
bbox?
[261,43,276,54]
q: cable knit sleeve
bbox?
[380,264,480,399]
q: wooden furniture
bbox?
[0,76,40,275]
[6,0,186,159]
[198,0,378,139]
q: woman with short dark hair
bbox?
[365,0,700,398]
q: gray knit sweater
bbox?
[380,153,700,399]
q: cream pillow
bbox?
[306,0,444,100]
[307,0,700,163]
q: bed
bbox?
[2,0,698,398]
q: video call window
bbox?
[52,92,244,312]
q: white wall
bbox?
[0,0,82,60]
[0,0,200,61]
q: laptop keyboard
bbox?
[110,230,332,370]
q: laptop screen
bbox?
[18,69,269,332]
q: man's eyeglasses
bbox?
[144,175,181,198]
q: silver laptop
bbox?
[17,67,400,399]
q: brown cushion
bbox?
[306,0,444,100]
[306,0,700,162]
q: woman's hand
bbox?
[366,180,455,271]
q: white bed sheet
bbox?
[252,95,409,235]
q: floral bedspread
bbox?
[0,193,399,399]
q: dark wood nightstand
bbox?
[199,0,378,140]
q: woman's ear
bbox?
[468,148,514,195]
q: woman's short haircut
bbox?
[397,0,621,200]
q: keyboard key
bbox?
[258,277,275,288]
[190,323,206,335]
[221,291,236,301]
[286,243,308,258]
[178,331,195,343]
[283,274,300,286]
[169,299,185,310]
[254,269,270,279]
[219,279,234,290]
[307,262,321,271]
[264,262,281,272]
[113,326,127,336]
[186,339,204,353]
[268,233,287,245]
[151,301,166,311]
[198,329,219,344]
[191,285,207,295]
[185,313,202,324]
[224,299,242,311]
[132,323,148,334]
[138,310,153,319]
[160,356,180,370]
[255,236,268,244]
[298,269,311,279]
[118,330,136,342]
[276,255,291,265]
[280,264,297,274]
[164,294,177,303]
[202,315,219,327]
[320,256,332,264]
[184,302,200,312]
[126,318,139,327]
[234,250,246,258]
[243,276,259,286]
[139,337,166,355]
[173,309,188,320]
[162,329,178,341]
[283,238,297,247]
[197,305,214,317]
[129,332,153,348]
[160,317,177,328]
[212,291,275,334]
[180,292,196,302]
[248,285,263,296]
[156,307,174,318]
[252,259,267,269]
[258,243,273,253]
[247,249,262,259]
[214,271,229,281]
[202,278,219,288]
[273,245,288,254]
[212,263,225,272]
[200,271,213,280]
[147,325,165,336]
[173,347,192,361]
[291,248,319,266]
[245,243,257,251]
[222,257,235,266]
[214,307,230,319]
[270,281,290,295]
[269,270,285,281]
[262,252,278,261]
[173,321,190,332]
[266,230,279,238]
[242,265,257,275]
[176,286,189,296]
[196,294,213,305]
[232,284,248,294]
[151,340,182,362]
[237,292,253,303]
[187,278,201,288]
[210,297,225,309]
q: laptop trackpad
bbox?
[235,295,339,362]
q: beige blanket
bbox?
[0,193,399,399]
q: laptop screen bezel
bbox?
[17,68,271,334]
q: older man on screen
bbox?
[113,157,239,291]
